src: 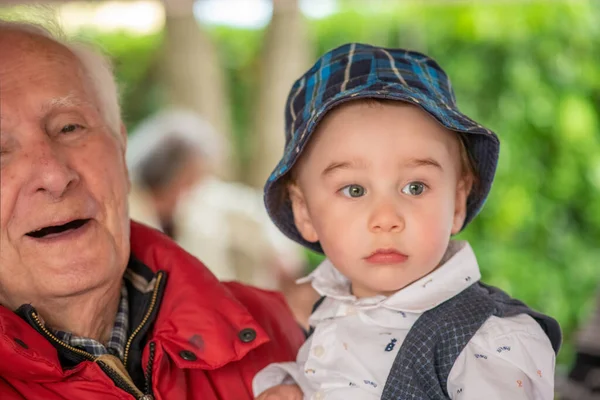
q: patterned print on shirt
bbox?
[363,380,378,388]
[385,339,397,352]
[497,345,511,353]
[517,380,523,388]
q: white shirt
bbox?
[253,241,555,400]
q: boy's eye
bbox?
[401,182,426,196]
[341,184,366,198]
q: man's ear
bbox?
[119,122,128,148]
[288,183,319,243]
[120,122,131,193]
[451,177,472,235]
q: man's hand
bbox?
[255,384,303,400]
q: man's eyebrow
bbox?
[403,157,443,170]
[41,94,94,113]
[322,159,368,177]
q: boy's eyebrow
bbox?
[321,157,443,176]
[404,157,443,170]
[321,160,367,177]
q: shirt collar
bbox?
[51,283,129,360]
[298,240,481,314]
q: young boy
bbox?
[253,43,562,400]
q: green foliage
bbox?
[83,1,598,367]
[210,27,265,168]
[74,29,164,131]
[96,33,164,130]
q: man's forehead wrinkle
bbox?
[44,93,90,111]
[0,29,78,68]
[0,29,109,136]
[1,32,93,103]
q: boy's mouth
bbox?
[364,249,408,265]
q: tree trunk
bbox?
[159,0,234,179]
[246,0,311,187]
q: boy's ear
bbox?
[288,183,319,243]
[451,177,472,234]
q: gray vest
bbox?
[381,282,562,399]
[310,282,562,400]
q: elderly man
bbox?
[0,20,304,399]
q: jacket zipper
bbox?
[30,311,147,398]
[96,359,145,397]
[144,341,156,396]
[123,271,164,368]
[30,312,95,361]
[28,272,165,400]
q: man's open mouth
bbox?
[27,219,91,239]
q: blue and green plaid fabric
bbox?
[264,43,500,253]
[52,283,129,360]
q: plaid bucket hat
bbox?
[264,43,500,254]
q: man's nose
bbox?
[368,197,405,233]
[28,140,79,199]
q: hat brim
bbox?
[264,87,499,254]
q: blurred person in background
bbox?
[0,19,304,399]
[126,110,221,238]
[126,110,315,321]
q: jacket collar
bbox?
[128,221,270,370]
[0,221,269,379]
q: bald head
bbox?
[0,20,122,139]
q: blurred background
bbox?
[1,0,599,393]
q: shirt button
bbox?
[314,390,325,400]
[238,328,257,343]
[346,305,356,315]
[312,345,325,357]
[179,350,197,361]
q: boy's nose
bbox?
[368,200,404,233]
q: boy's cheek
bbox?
[320,209,366,242]
[407,207,454,238]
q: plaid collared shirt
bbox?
[52,283,129,360]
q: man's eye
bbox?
[401,182,426,196]
[60,124,83,134]
[341,184,366,198]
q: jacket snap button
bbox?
[179,350,197,361]
[14,338,28,349]
[238,328,257,343]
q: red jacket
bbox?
[0,221,304,399]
